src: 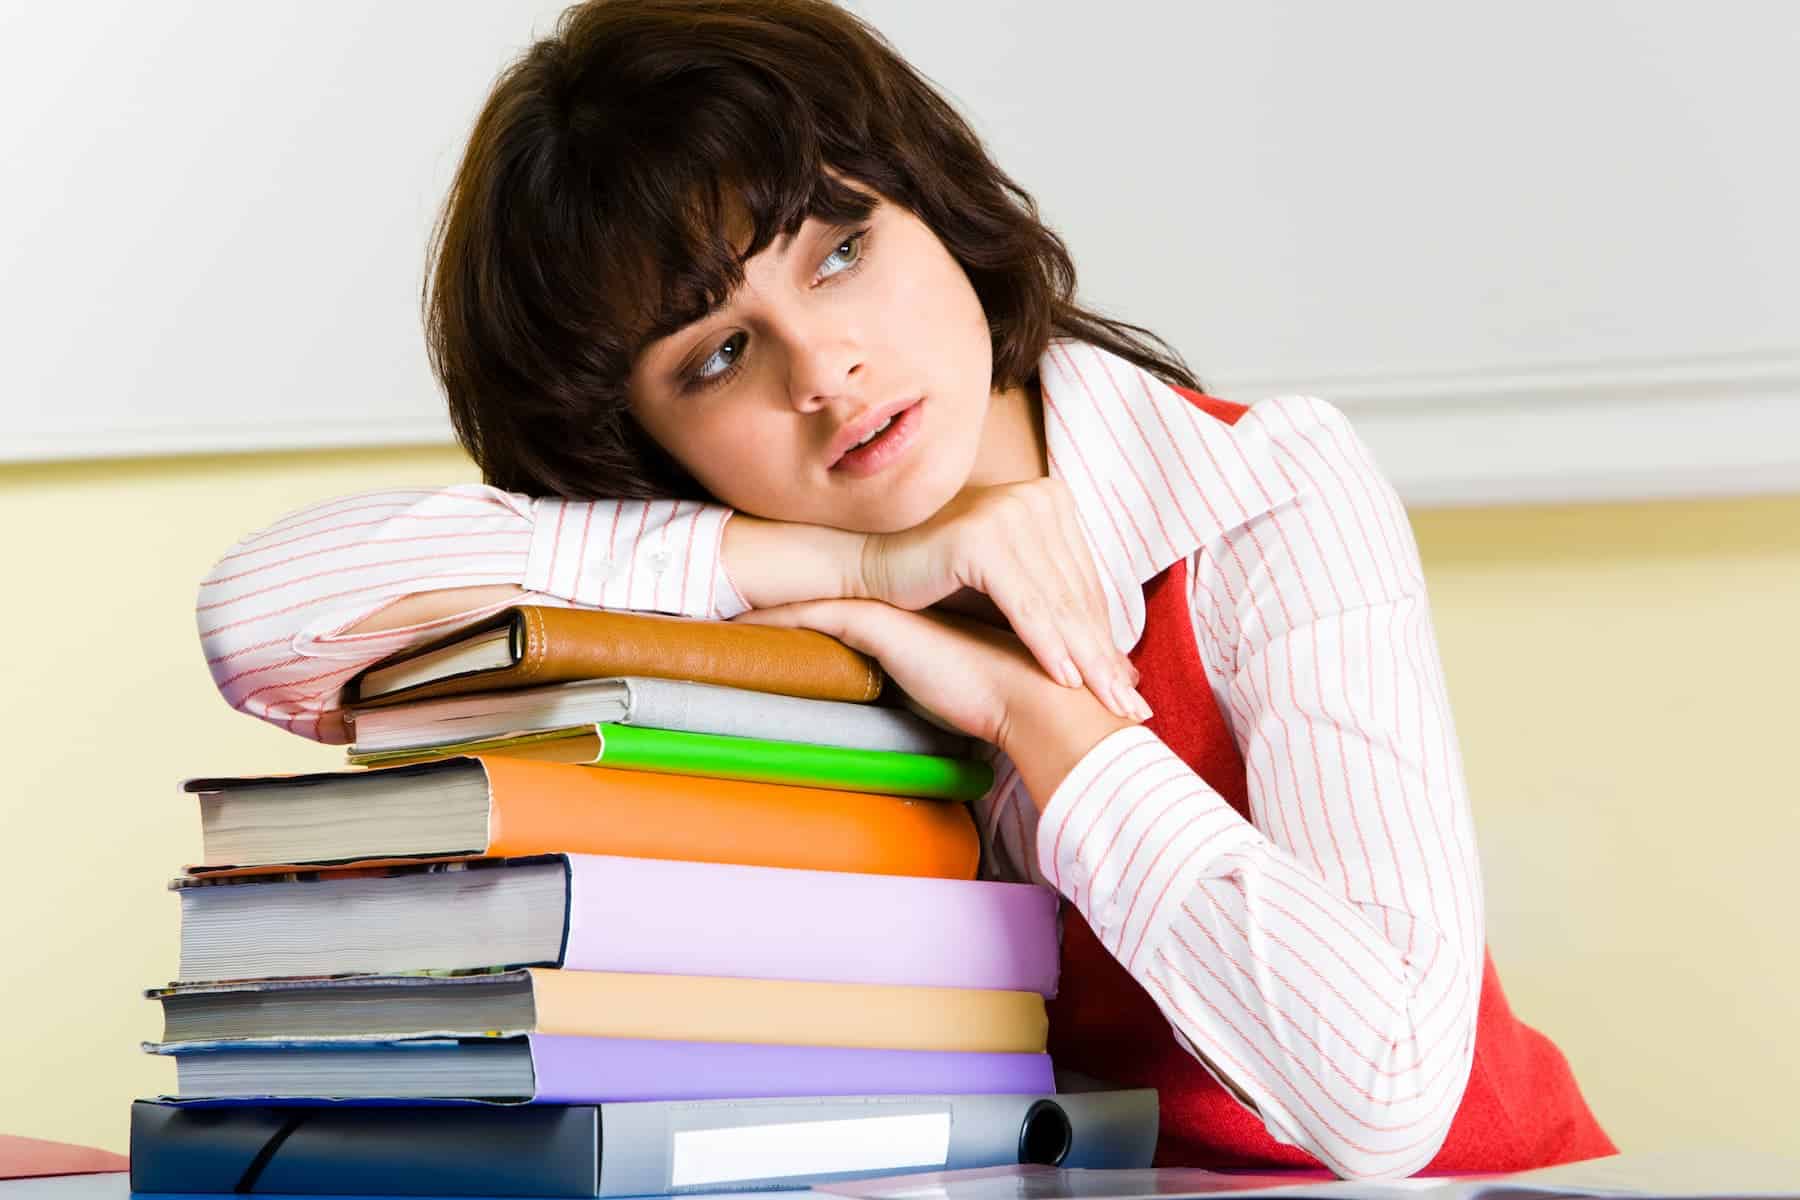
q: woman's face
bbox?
[628,198,996,533]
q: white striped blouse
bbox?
[195,338,1482,1179]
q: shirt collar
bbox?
[1038,338,1297,651]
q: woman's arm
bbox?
[340,512,864,633]
[989,397,1483,1180]
[200,478,1140,743]
[196,485,807,742]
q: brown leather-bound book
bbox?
[347,605,883,707]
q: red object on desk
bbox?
[0,1134,128,1180]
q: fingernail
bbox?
[1105,682,1135,719]
[1128,663,1141,686]
[1057,659,1082,688]
[1128,687,1154,721]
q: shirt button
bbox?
[646,548,673,574]
[1066,860,1091,890]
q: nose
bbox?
[782,318,866,414]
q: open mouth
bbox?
[832,399,922,477]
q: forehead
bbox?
[630,183,881,350]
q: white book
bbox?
[347,675,969,758]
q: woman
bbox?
[197,0,1614,1178]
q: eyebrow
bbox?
[643,220,832,350]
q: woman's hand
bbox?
[853,479,1149,721]
[736,599,1143,808]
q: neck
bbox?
[964,376,1048,489]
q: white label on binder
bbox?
[670,1112,953,1187]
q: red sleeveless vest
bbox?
[1044,388,1616,1174]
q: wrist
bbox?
[847,529,878,602]
[998,678,1138,813]
[722,514,867,609]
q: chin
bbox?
[820,497,928,535]
[778,449,973,534]
[816,482,948,535]
[877,464,972,532]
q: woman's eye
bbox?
[695,331,747,381]
[819,230,867,279]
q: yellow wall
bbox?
[1410,498,1800,1154]
[2,450,1795,1156]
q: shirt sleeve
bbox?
[1019,396,1485,1180]
[196,484,746,744]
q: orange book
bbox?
[183,755,979,880]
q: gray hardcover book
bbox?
[348,675,970,758]
[621,676,969,757]
[129,1090,1157,1197]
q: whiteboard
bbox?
[5,1,1797,505]
[0,1,568,460]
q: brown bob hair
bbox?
[426,0,1199,501]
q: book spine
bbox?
[605,1089,1157,1189]
[592,724,993,802]
[598,1093,1113,1193]
[527,607,884,703]
[528,969,1047,1053]
[563,855,1060,995]
[528,1035,1054,1104]
[484,758,981,880]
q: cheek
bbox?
[683,418,803,508]
[880,252,990,381]
[919,255,989,367]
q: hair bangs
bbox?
[598,152,883,359]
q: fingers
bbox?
[894,688,967,736]
[1018,483,1146,721]
[980,540,1151,723]
[1035,535,1130,708]
[768,480,1153,723]
[1044,481,1141,691]
[979,548,1083,688]
[735,599,905,677]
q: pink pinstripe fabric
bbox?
[197,483,741,740]
[982,341,1483,1177]
[195,341,1481,1173]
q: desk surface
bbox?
[0,1174,1375,1200]
[0,1177,795,1200]
[0,1169,1487,1200]
[8,1156,1800,1200]
[0,1171,1385,1200]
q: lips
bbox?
[827,397,920,468]
[831,398,923,479]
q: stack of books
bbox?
[133,606,1158,1195]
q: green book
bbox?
[348,722,995,803]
